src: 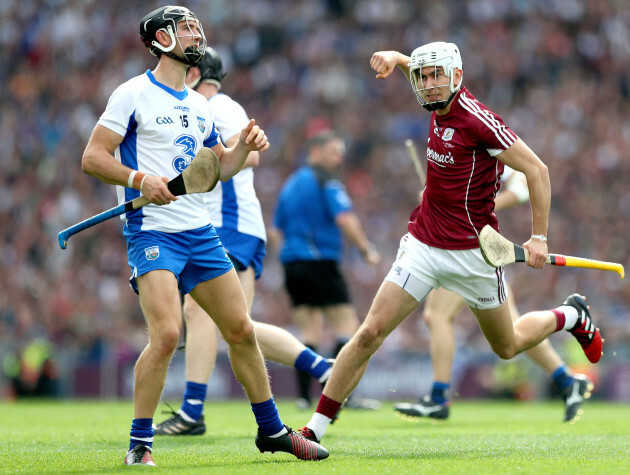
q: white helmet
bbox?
[408,42,463,111]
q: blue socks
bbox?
[551,365,574,390]
[431,382,450,404]
[129,418,153,451]
[295,348,332,383]
[251,398,286,437]
[180,381,207,421]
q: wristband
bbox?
[132,171,146,190]
[139,174,148,191]
[127,170,137,188]
[531,234,547,242]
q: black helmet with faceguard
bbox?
[140,6,207,66]
[188,47,227,90]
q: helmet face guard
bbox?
[408,42,463,111]
[140,6,207,66]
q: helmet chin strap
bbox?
[163,46,202,67]
[423,91,457,111]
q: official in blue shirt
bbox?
[273,130,381,408]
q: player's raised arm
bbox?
[224,134,260,169]
[370,51,412,80]
[211,118,269,181]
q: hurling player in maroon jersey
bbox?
[298,42,602,446]
[396,170,593,423]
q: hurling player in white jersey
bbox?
[81,7,327,466]
[153,49,335,437]
[394,167,593,423]
[298,42,603,447]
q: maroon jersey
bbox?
[409,87,517,250]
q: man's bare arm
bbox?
[497,139,550,268]
[211,119,268,181]
[82,124,176,205]
[335,212,381,266]
[370,51,412,81]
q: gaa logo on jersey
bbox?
[197,116,206,133]
[442,128,455,141]
[144,246,160,261]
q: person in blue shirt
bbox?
[273,130,381,410]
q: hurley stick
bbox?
[479,225,625,279]
[58,147,220,249]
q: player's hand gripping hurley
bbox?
[479,225,625,279]
[58,147,220,249]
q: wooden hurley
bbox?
[478,225,624,280]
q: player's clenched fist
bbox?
[239,118,270,152]
[370,51,406,79]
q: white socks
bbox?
[306,412,332,442]
[557,305,579,330]
[268,426,288,438]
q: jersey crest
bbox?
[197,116,206,133]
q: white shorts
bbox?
[385,233,508,310]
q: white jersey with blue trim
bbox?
[97,70,221,233]
[203,93,266,242]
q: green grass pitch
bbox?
[1,399,628,473]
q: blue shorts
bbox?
[215,227,266,279]
[124,225,233,295]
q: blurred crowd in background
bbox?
[1,0,630,401]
